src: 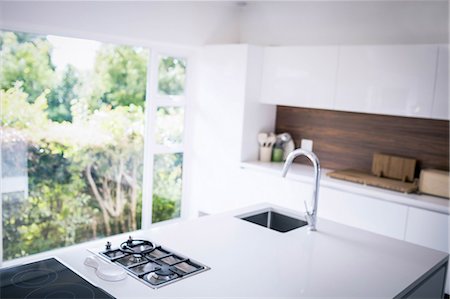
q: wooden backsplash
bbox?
[275,106,449,175]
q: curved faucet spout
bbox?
[281,148,321,231]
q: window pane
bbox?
[1,30,148,260]
[155,107,184,146]
[157,56,186,96]
[152,153,183,223]
[2,192,27,260]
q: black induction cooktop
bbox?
[0,257,114,299]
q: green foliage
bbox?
[2,193,93,259]
[0,31,55,101]
[28,142,73,186]
[2,146,92,259]
[153,153,183,203]
[91,45,148,109]
[47,65,80,122]
[1,30,181,261]
[158,56,186,96]
[152,195,176,223]
[0,84,49,130]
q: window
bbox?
[143,54,187,225]
[0,31,189,262]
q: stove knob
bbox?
[106,241,111,250]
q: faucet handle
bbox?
[304,200,317,231]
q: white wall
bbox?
[0,1,240,47]
[184,45,305,217]
[239,1,449,45]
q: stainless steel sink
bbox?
[238,209,307,233]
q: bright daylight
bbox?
[1,30,187,261]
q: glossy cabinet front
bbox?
[432,45,449,120]
[260,44,447,120]
[318,187,409,240]
[260,46,339,109]
[335,45,438,118]
[404,207,449,294]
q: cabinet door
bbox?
[432,45,449,120]
[260,46,339,109]
[405,207,449,253]
[318,187,408,240]
[335,45,438,118]
[405,207,449,294]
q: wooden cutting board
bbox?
[328,169,418,193]
[371,153,416,182]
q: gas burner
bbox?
[131,254,145,263]
[98,237,210,289]
[119,236,155,255]
[144,266,179,285]
[153,265,174,277]
[116,254,149,267]
[129,261,160,276]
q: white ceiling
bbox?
[0,1,448,46]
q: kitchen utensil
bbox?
[84,255,127,281]
[260,147,272,162]
[258,133,268,147]
[266,133,276,148]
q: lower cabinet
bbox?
[318,187,449,294]
[404,207,450,294]
[404,207,449,253]
[400,264,448,299]
[318,187,408,240]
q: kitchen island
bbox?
[3,203,448,298]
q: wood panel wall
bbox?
[276,106,449,175]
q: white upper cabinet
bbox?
[432,45,449,120]
[335,45,438,118]
[260,46,339,109]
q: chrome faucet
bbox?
[281,149,321,231]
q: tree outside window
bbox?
[0,31,186,261]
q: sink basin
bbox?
[238,209,307,233]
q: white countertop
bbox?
[241,161,450,215]
[3,203,448,298]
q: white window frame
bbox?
[141,49,191,229]
[0,35,194,263]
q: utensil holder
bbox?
[259,147,272,162]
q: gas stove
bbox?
[97,236,210,289]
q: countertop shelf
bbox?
[240,161,450,215]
